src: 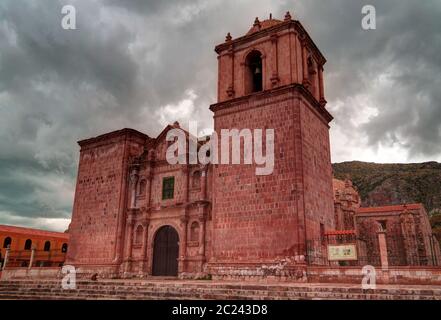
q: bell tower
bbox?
[208,12,335,276]
[215,12,327,105]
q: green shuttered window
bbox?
[162,177,175,200]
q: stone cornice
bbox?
[209,83,333,124]
[215,20,326,66]
[78,128,149,149]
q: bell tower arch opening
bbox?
[245,50,263,94]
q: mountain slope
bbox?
[333,161,441,242]
[332,161,441,215]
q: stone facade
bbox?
[65,13,440,280]
[355,204,441,266]
[332,179,441,267]
[66,14,336,279]
[66,125,212,277]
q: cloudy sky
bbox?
[0,0,440,231]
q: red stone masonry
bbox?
[355,203,441,266]
[65,14,441,281]
[208,15,334,274]
[66,14,338,279]
[357,203,422,213]
[66,129,147,274]
[66,124,212,277]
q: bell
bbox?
[254,67,261,75]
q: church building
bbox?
[65,13,439,280]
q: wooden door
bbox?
[152,226,179,276]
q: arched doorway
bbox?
[152,225,179,276]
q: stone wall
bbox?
[307,266,441,285]
[355,204,441,266]
[300,98,335,242]
[66,129,147,268]
[209,15,333,273]
[1,267,62,280]
[209,85,333,267]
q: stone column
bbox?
[226,47,235,98]
[129,166,139,209]
[198,216,206,257]
[28,246,36,270]
[140,218,149,275]
[261,54,267,90]
[200,168,207,201]
[301,38,310,87]
[181,166,190,204]
[178,216,188,274]
[318,66,326,106]
[146,173,153,209]
[124,213,135,274]
[378,231,389,269]
[2,246,10,270]
[270,33,279,86]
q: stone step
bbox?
[0,286,429,298]
[1,280,441,300]
[0,288,300,299]
[0,290,381,300]
[2,290,436,300]
[1,284,440,298]
[0,286,330,299]
[0,287,437,300]
[4,280,441,294]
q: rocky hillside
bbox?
[332,161,441,239]
[332,161,441,214]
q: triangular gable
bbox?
[151,122,201,162]
[154,123,199,148]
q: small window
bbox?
[190,222,200,242]
[192,171,201,189]
[162,177,175,200]
[3,237,11,248]
[44,241,51,252]
[138,180,146,196]
[24,239,32,250]
[135,225,143,245]
[61,243,68,253]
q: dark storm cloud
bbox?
[0,0,440,230]
[294,0,441,159]
[106,0,196,15]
